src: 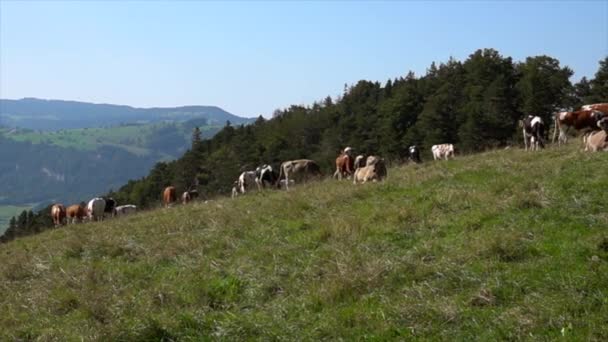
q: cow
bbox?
[582,103,608,114]
[277,159,322,190]
[255,164,277,188]
[163,186,177,208]
[431,144,455,160]
[354,155,366,169]
[66,203,87,224]
[237,171,260,195]
[333,152,354,180]
[104,197,117,218]
[521,115,545,151]
[181,189,199,204]
[353,157,387,184]
[87,198,106,222]
[366,155,382,166]
[113,204,137,216]
[584,130,608,152]
[408,145,421,163]
[51,204,66,227]
[553,109,605,146]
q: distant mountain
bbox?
[0,98,254,130]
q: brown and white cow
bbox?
[333,152,354,180]
[51,204,66,227]
[521,115,545,151]
[353,157,387,184]
[66,203,87,224]
[581,103,608,114]
[278,159,322,190]
[431,144,455,160]
[163,186,177,208]
[553,109,605,146]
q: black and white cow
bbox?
[255,164,278,188]
[521,115,545,151]
[408,145,421,163]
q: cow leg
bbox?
[523,129,528,151]
[284,171,290,191]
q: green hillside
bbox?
[1,143,606,340]
[0,122,221,157]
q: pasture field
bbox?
[1,143,607,340]
[0,124,221,156]
[0,205,32,235]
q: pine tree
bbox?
[191,127,202,149]
[589,57,608,102]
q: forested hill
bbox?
[109,49,607,207]
[0,98,253,131]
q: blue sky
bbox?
[1,1,606,118]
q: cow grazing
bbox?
[163,186,177,208]
[181,189,199,204]
[432,144,455,160]
[87,198,106,222]
[237,171,260,195]
[521,115,545,151]
[256,164,277,188]
[584,130,608,152]
[408,145,421,163]
[66,203,87,224]
[51,204,66,227]
[114,204,137,216]
[104,197,117,217]
[553,109,605,146]
[334,152,354,180]
[353,157,387,184]
[278,159,322,190]
[354,155,366,169]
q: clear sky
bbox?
[1,1,606,118]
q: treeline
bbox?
[111,50,605,205]
[2,49,607,243]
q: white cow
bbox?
[87,197,106,222]
[113,204,137,216]
[432,144,455,160]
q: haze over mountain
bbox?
[0,98,254,131]
[0,98,254,232]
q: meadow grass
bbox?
[1,143,607,340]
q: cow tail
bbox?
[552,114,558,144]
[277,163,284,188]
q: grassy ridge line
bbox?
[0,144,607,340]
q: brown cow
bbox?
[333,153,354,180]
[353,157,387,184]
[582,103,608,114]
[51,204,66,227]
[553,109,605,146]
[66,203,87,224]
[163,186,177,208]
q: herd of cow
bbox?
[49,103,608,227]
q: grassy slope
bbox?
[1,144,607,340]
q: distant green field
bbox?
[0,205,32,234]
[0,124,221,156]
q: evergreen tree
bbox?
[191,127,202,149]
[589,57,608,102]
